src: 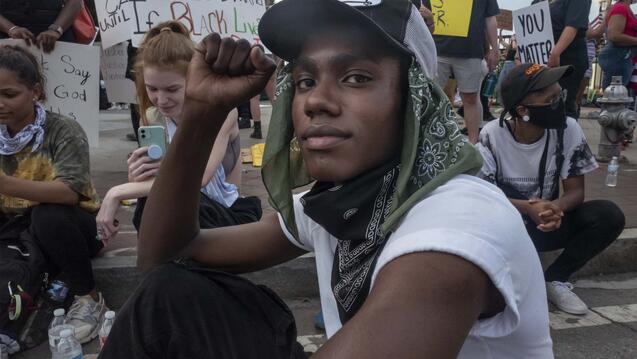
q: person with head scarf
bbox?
[476,63,625,316]
[99,0,553,358]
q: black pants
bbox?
[525,200,625,282]
[0,204,102,295]
[98,262,306,359]
[132,194,262,231]
[558,38,589,119]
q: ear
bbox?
[33,83,43,101]
[515,105,528,119]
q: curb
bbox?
[93,230,637,309]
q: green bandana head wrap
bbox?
[262,60,484,245]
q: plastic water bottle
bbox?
[482,72,499,98]
[606,156,619,187]
[49,308,68,358]
[56,329,82,359]
[98,311,116,350]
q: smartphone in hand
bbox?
[138,126,168,160]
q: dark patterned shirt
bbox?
[0,112,100,216]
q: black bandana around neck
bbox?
[301,159,400,323]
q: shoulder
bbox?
[609,4,629,16]
[563,117,586,139]
[44,112,87,142]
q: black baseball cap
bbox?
[500,63,573,113]
[258,0,419,62]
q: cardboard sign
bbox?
[0,40,100,146]
[95,0,137,49]
[431,0,473,38]
[94,0,267,48]
[100,42,137,104]
[513,2,555,66]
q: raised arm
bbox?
[137,35,304,271]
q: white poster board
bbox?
[513,2,554,66]
[100,42,137,104]
[0,40,101,146]
[94,0,267,49]
[95,0,137,49]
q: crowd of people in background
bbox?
[0,0,631,357]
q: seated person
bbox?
[0,45,105,346]
[96,22,261,241]
[477,63,625,315]
[100,0,553,357]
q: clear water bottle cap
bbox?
[60,329,73,338]
[105,311,115,319]
[54,308,65,317]
[147,144,164,160]
[612,156,618,160]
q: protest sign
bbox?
[513,2,554,66]
[100,42,137,104]
[431,0,473,37]
[94,0,267,48]
[95,0,136,49]
[0,40,100,146]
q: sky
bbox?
[498,0,603,21]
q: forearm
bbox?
[138,100,228,271]
[553,27,578,57]
[52,0,82,31]
[0,176,78,205]
[608,33,637,47]
[508,198,530,216]
[553,189,584,213]
[0,15,16,34]
[107,181,154,202]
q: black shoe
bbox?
[250,128,262,139]
[238,117,251,129]
[126,133,137,142]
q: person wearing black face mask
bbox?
[476,63,626,316]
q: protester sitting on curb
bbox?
[0,45,107,343]
[477,63,626,315]
[99,0,553,357]
[0,0,82,53]
[96,22,261,241]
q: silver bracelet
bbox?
[7,25,18,34]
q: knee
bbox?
[460,93,478,105]
[586,200,625,233]
[30,204,76,233]
[139,263,212,304]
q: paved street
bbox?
[14,105,637,358]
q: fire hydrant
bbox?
[596,76,636,162]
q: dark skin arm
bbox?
[0,0,81,52]
[138,33,506,357]
[36,0,82,52]
[137,34,285,271]
[0,172,79,205]
[315,252,504,358]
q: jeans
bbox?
[524,200,625,282]
[99,262,307,359]
[1,204,103,295]
[598,42,636,89]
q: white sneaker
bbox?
[66,293,107,343]
[546,281,588,315]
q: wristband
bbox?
[48,24,63,36]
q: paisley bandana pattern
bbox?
[261,61,483,322]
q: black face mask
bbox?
[526,96,567,129]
